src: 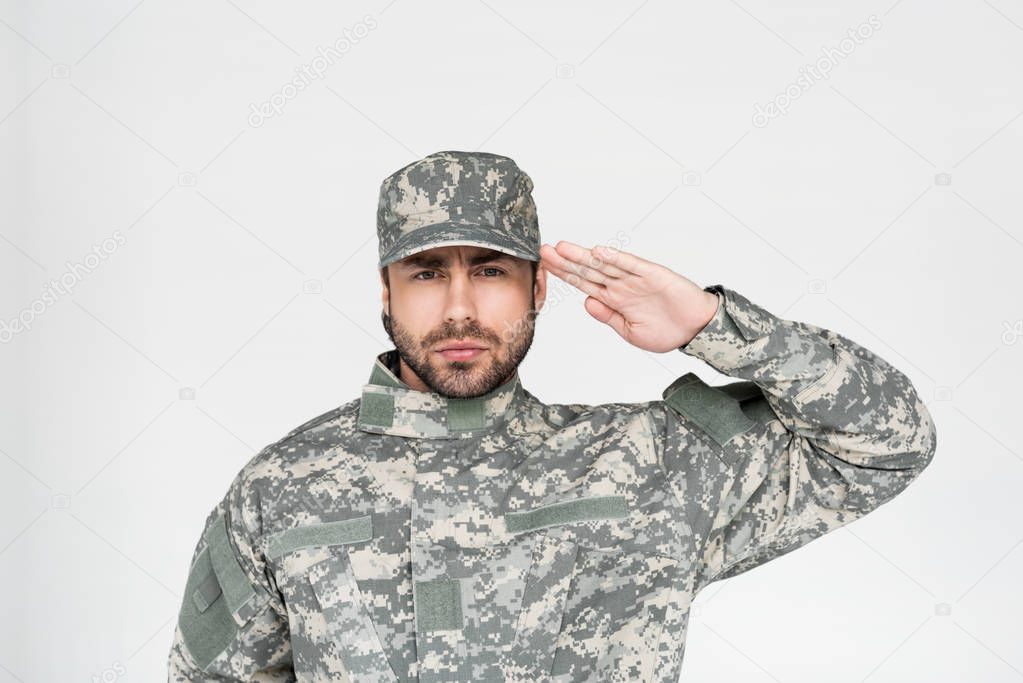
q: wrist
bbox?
[696,290,719,329]
[677,289,721,350]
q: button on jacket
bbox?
[167,284,937,682]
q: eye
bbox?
[480,267,505,277]
[412,270,437,281]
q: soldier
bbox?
[168,150,937,682]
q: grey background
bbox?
[2,0,1021,681]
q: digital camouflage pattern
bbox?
[375,151,542,269]
[168,283,937,682]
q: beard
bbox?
[382,301,536,399]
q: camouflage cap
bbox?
[376,150,541,269]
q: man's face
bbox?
[380,245,546,398]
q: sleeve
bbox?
[168,464,295,681]
[649,284,937,592]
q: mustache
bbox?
[421,323,501,349]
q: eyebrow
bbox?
[396,251,513,269]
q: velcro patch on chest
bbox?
[414,578,464,632]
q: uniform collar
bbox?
[356,349,525,438]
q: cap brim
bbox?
[378,221,539,269]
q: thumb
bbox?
[584,296,628,339]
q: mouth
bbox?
[436,340,488,361]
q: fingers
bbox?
[539,243,613,286]
[544,241,646,282]
[584,296,628,339]
[589,243,652,277]
[540,241,632,287]
[570,241,634,279]
[540,241,637,339]
[541,252,608,300]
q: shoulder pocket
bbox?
[717,379,779,426]
[662,372,756,451]
[177,510,265,671]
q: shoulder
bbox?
[540,396,661,437]
[229,399,364,492]
[217,399,372,533]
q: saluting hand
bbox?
[539,240,720,353]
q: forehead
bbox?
[394,245,516,268]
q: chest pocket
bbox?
[268,515,399,683]
[498,495,680,683]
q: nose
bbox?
[442,269,478,326]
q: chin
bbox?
[440,366,483,385]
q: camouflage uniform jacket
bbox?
[167,284,937,682]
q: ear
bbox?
[533,262,547,313]
[379,268,390,315]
